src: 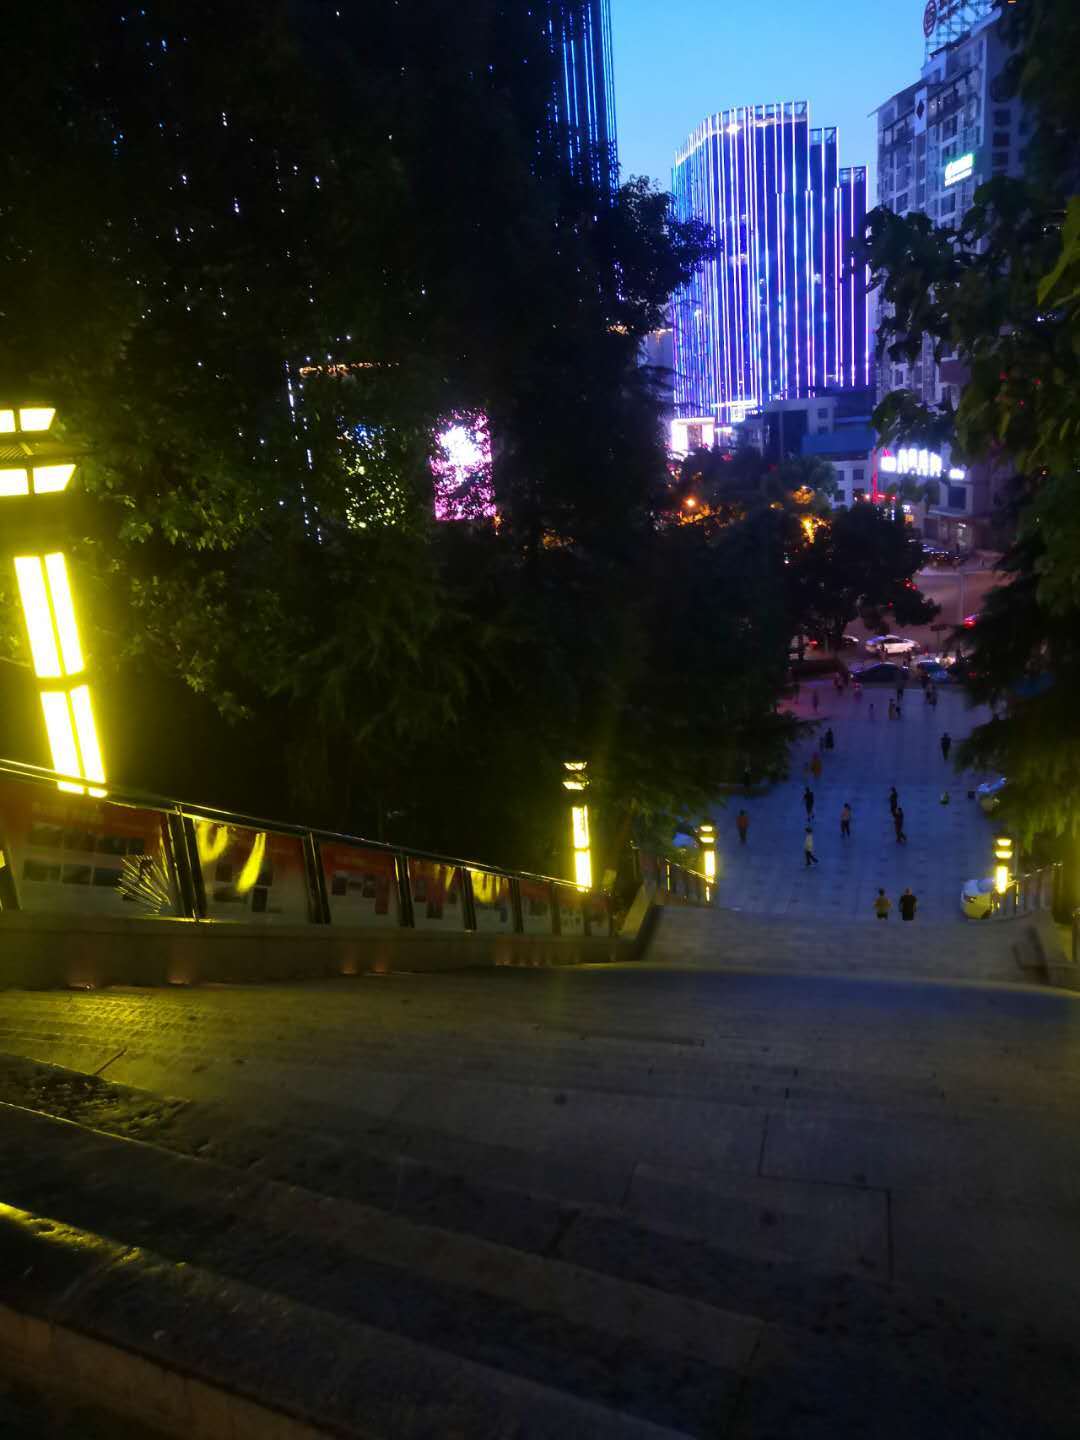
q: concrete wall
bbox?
[0,911,622,990]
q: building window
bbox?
[947,484,966,510]
[853,467,864,481]
[992,131,1010,149]
[940,194,957,216]
[993,108,1010,126]
[896,192,909,211]
[817,408,829,421]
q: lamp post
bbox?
[698,821,716,902]
[562,761,591,891]
[1,404,106,795]
[994,833,1013,909]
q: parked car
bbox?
[976,776,1008,814]
[916,652,957,673]
[848,661,907,685]
[961,877,996,919]
[839,634,861,649]
[962,613,979,628]
[922,666,956,685]
[865,634,919,657]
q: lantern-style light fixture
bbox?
[2,404,106,795]
[562,760,592,891]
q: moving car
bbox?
[865,634,919,657]
[961,877,996,919]
[976,776,1007,814]
[848,661,907,685]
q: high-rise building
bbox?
[671,102,869,427]
[874,0,1025,549]
[875,0,1024,411]
[548,0,617,191]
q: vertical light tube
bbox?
[13,556,62,678]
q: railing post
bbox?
[304,833,331,924]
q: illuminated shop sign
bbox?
[879,448,966,481]
[944,153,974,187]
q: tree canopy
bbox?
[0,1,796,877]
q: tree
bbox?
[786,503,937,650]
[859,0,1080,862]
[1,2,793,878]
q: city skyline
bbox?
[611,0,926,194]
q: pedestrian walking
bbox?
[940,790,950,806]
[810,751,823,781]
[896,699,903,721]
[941,732,952,762]
[794,680,801,701]
[929,688,939,709]
[811,688,819,713]
[742,765,752,792]
[868,701,875,721]
[894,806,907,844]
[874,889,892,920]
[887,698,896,721]
[833,673,843,695]
[853,680,862,700]
[840,802,852,839]
[803,785,815,818]
[889,786,898,816]
[899,887,917,922]
[736,810,749,846]
[895,683,904,705]
[804,825,819,867]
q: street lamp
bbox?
[1,404,106,795]
[994,834,1013,896]
[698,821,716,902]
[562,760,592,891]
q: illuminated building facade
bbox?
[875,0,1026,547]
[672,102,869,426]
[548,0,617,191]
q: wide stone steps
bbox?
[645,904,1058,984]
[0,1055,1078,1438]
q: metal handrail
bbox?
[0,754,710,924]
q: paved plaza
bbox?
[707,681,998,921]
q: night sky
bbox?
[612,0,927,194]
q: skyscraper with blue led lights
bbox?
[672,102,868,424]
[549,0,617,191]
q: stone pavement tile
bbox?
[760,1110,1080,1206]
[393,1078,767,1177]
[626,1162,889,1276]
[890,1193,1080,1335]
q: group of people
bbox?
[874,887,918,921]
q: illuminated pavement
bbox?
[706,682,998,921]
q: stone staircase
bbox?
[644,903,1067,986]
[0,1052,1076,1438]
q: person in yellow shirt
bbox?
[874,889,891,920]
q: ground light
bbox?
[2,404,106,795]
[562,761,591,891]
[994,834,1013,896]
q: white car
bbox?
[865,634,919,657]
[976,777,1007,815]
[961,877,996,919]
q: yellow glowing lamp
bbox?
[564,760,593,891]
[993,835,1013,895]
[3,404,106,796]
[698,821,717,883]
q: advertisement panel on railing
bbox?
[321,842,399,927]
[0,776,179,917]
[469,868,514,933]
[585,892,610,937]
[407,858,467,930]
[557,885,586,936]
[189,817,311,923]
[519,877,554,935]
